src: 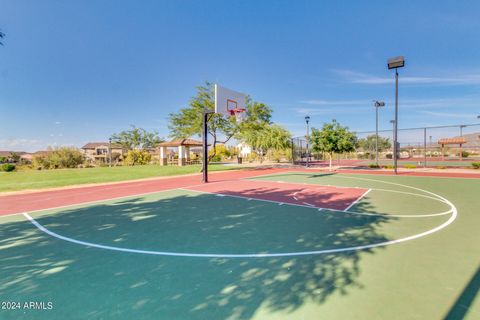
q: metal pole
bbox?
[202,111,209,183]
[306,121,310,167]
[459,125,464,161]
[375,106,379,166]
[109,138,112,167]
[429,136,432,158]
[423,128,427,168]
[393,69,399,174]
[291,138,295,164]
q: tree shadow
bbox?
[0,191,393,319]
[443,265,480,320]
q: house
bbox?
[81,142,126,163]
[236,142,252,158]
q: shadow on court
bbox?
[444,265,480,320]
[0,191,391,320]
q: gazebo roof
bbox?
[158,139,204,147]
[437,138,466,145]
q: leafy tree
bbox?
[357,134,392,159]
[311,120,357,170]
[242,124,292,163]
[9,152,21,163]
[124,150,151,166]
[111,126,162,150]
[168,82,272,160]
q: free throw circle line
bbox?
[22,177,458,258]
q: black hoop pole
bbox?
[202,111,209,183]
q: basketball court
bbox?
[1,168,479,319]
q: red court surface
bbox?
[0,168,287,216]
[1,167,478,216]
[184,180,369,211]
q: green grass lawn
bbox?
[0,164,242,193]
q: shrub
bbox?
[472,162,480,169]
[368,164,380,168]
[1,163,16,172]
[32,147,85,169]
[383,165,395,169]
[436,166,446,169]
[404,164,417,169]
[461,151,470,158]
[124,150,151,166]
[210,155,222,162]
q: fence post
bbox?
[424,127,427,168]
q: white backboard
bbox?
[214,84,247,116]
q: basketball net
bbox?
[229,108,246,123]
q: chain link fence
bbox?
[292,123,480,168]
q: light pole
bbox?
[388,56,405,174]
[429,135,432,158]
[373,101,385,165]
[390,120,395,164]
[460,125,466,161]
[305,115,310,167]
[108,138,112,167]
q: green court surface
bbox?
[1,172,479,319]
[357,159,477,168]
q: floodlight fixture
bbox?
[387,56,405,69]
[373,101,386,165]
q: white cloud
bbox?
[300,99,369,106]
[292,107,369,116]
[54,121,61,125]
[334,70,480,85]
[0,138,43,152]
[299,96,480,110]
[417,111,478,119]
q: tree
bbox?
[9,152,21,163]
[111,126,162,150]
[311,120,357,170]
[242,124,292,163]
[357,134,392,159]
[168,82,272,159]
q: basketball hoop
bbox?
[230,108,246,123]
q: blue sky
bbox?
[1,0,480,151]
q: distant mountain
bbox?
[452,132,480,147]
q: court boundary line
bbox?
[180,188,452,218]
[20,177,458,258]
[22,184,457,258]
[344,189,372,211]
[2,175,452,220]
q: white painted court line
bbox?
[22,183,457,258]
[344,189,372,212]
[0,181,222,219]
[178,187,451,218]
